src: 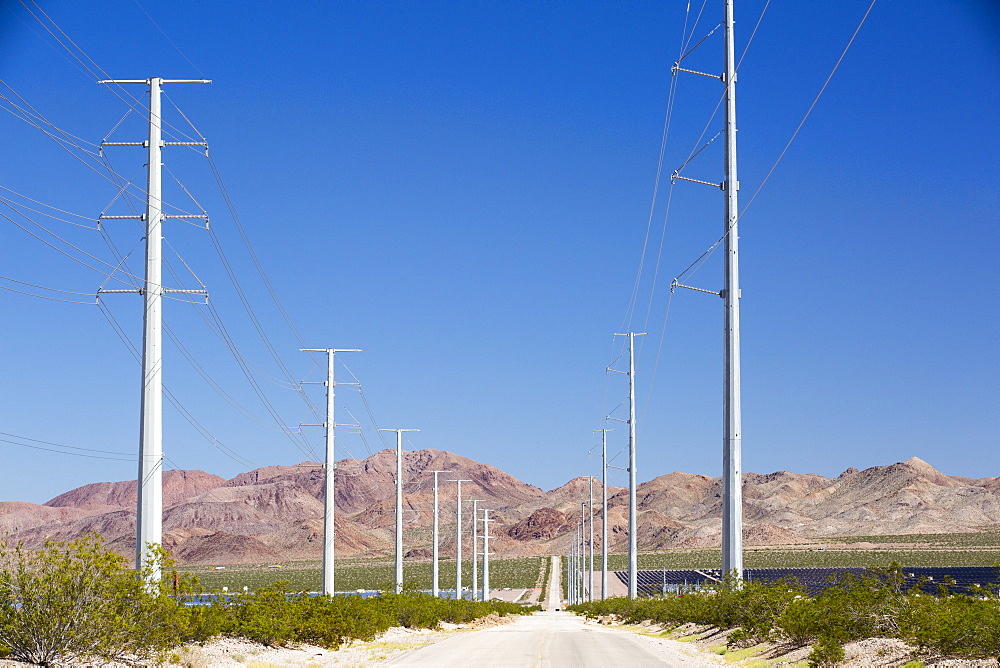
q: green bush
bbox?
[807,634,846,667]
[569,565,1000,663]
[216,584,537,648]
[0,536,188,665]
[0,537,541,659]
[901,594,1000,659]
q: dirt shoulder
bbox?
[0,616,516,667]
[585,618,1000,667]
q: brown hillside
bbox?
[3,453,996,564]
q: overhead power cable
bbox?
[0,187,97,229]
[0,431,134,461]
[671,0,879,285]
[131,0,207,79]
[97,301,259,468]
[739,0,877,216]
[8,5,336,468]
[0,210,144,288]
[0,275,96,301]
[16,0,202,144]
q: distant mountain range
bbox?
[1,451,997,564]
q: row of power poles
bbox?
[580,0,747,599]
[106,77,501,594]
[565,497,597,605]
[121,0,746,593]
[307,398,498,597]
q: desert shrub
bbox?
[0,535,187,665]
[900,594,1000,659]
[807,634,846,667]
[217,585,535,648]
[570,575,800,646]
[216,582,304,646]
[777,564,910,654]
[708,575,802,644]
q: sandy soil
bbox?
[601,620,1000,667]
[0,615,995,666]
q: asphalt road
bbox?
[386,611,713,667]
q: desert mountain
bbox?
[1,453,996,565]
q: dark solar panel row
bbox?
[615,567,1000,596]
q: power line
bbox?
[0,209,144,288]
[97,300,259,469]
[130,0,207,79]
[670,0,879,285]
[739,0,877,216]
[5,5,335,471]
[0,187,97,229]
[0,274,96,297]
[16,0,202,144]
[0,432,134,461]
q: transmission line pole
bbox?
[301,348,360,595]
[97,77,208,582]
[722,0,744,580]
[568,548,574,605]
[588,479,595,602]
[481,508,493,601]
[471,499,485,601]
[577,521,584,603]
[448,478,471,598]
[613,332,645,599]
[423,469,453,597]
[380,428,418,593]
[579,502,588,603]
[594,428,612,600]
[568,539,575,605]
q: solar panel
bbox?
[615,566,1000,596]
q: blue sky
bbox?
[1,0,997,504]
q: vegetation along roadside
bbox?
[0,536,538,666]
[568,565,1000,666]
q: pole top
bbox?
[99,79,211,85]
[301,348,362,353]
[378,428,419,432]
[613,332,648,337]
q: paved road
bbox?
[386,611,712,667]
[545,555,560,611]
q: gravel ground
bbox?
[603,621,1000,667]
[0,616,995,666]
[171,615,516,667]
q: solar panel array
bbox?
[615,567,1000,596]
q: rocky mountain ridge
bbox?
[0,451,996,565]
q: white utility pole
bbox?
[579,502,588,602]
[380,428,418,593]
[613,332,645,599]
[669,0,744,579]
[449,478,472,599]
[564,549,571,606]
[300,348,360,595]
[594,428,612,600]
[481,508,493,601]
[423,469,453,597]
[571,524,578,604]
[722,0,744,580]
[97,77,209,582]
[569,537,574,605]
[588,479,595,603]
[577,522,584,603]
[471,499,486,601]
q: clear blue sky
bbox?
[1,0,997,504]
